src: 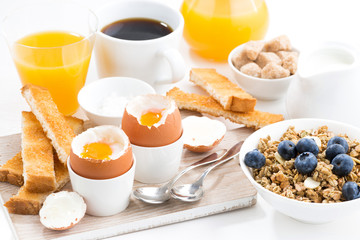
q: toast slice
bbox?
[4,186,50,215]
[64,115,84,135]
[166,87,283,129]
[0,116,84,187]
[190,68,257,112]
[22,111,55,193]
[4,156,69,215]
[0,153,23,187]
[21,84,75,166]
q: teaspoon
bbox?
[133,149,227,204]
[170,141,243,202]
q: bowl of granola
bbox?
[239,118,360,223]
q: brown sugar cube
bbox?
[282,54,298,75]
[240,62,262,78]
[232,50,251,70]
[261,62,290,79]
[276,51,298,61]
[243,41,265,60]
[264,35,292,52]
[256,52,282,68]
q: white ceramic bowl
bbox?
[228,43,296,100]
[239,118,360,224]
[78,77,156,126]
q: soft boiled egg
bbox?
[121,94,182,147]
[69,125,133,179]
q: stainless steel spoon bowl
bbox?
[170,141,243,202]
[132,149,227,204]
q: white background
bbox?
[1,0,360,239]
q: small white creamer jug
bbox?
[286,42,360,126]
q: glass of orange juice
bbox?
[181,0,269,61]
[2,3,97,115]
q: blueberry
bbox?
[296,138,319,156]
[325,144,346,161]
[342,181,360,201]
[331,154,354,177]
[328,136,349,153]
[277,140,297,160]
[244,149,266,169]
[294,152,318,175]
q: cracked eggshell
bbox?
[121,94,182,147]
[182,116,226,152]
[39,191,86,231]
[70,125,133,179]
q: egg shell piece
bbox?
[70,126,133,179]
[39,191,86,231]
[122,94,183,147]
[182,116,226,152]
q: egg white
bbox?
[125,94,176,128]
[39,191,86,230]
[71,125,129,160]
[182,116,226,147]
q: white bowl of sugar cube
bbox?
[228,35,298,100]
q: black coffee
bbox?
[102,18,173,41]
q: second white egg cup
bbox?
[132,134,183,184]
[68,157,136,217]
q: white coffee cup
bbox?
[68,157,136,217]
[95,0,186,86]
[132,134,183,184]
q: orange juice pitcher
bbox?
[181,0,269,61]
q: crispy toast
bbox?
[4,155,69,215]
[0,116,84,187]
[190,68,257,112]
[166,87,283,129]
[4,186,50,215]
[0,153,23,186]
[21,84,75,166]
[21,111,56,193]
[64,115,84,135]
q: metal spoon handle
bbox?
[188,149,227,167]
[196,141,244,185]
[167,149,227,187]
[196,155,234,185]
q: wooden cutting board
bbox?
[0,113,257,240]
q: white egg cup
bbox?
[132,134,183,184]
[67,157,136,217]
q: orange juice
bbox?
[181,0,269,61]
[13,31,93,115]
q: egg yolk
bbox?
[81,142,112,160]
[140,109,164,127]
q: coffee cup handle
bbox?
[157,48,186,84]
